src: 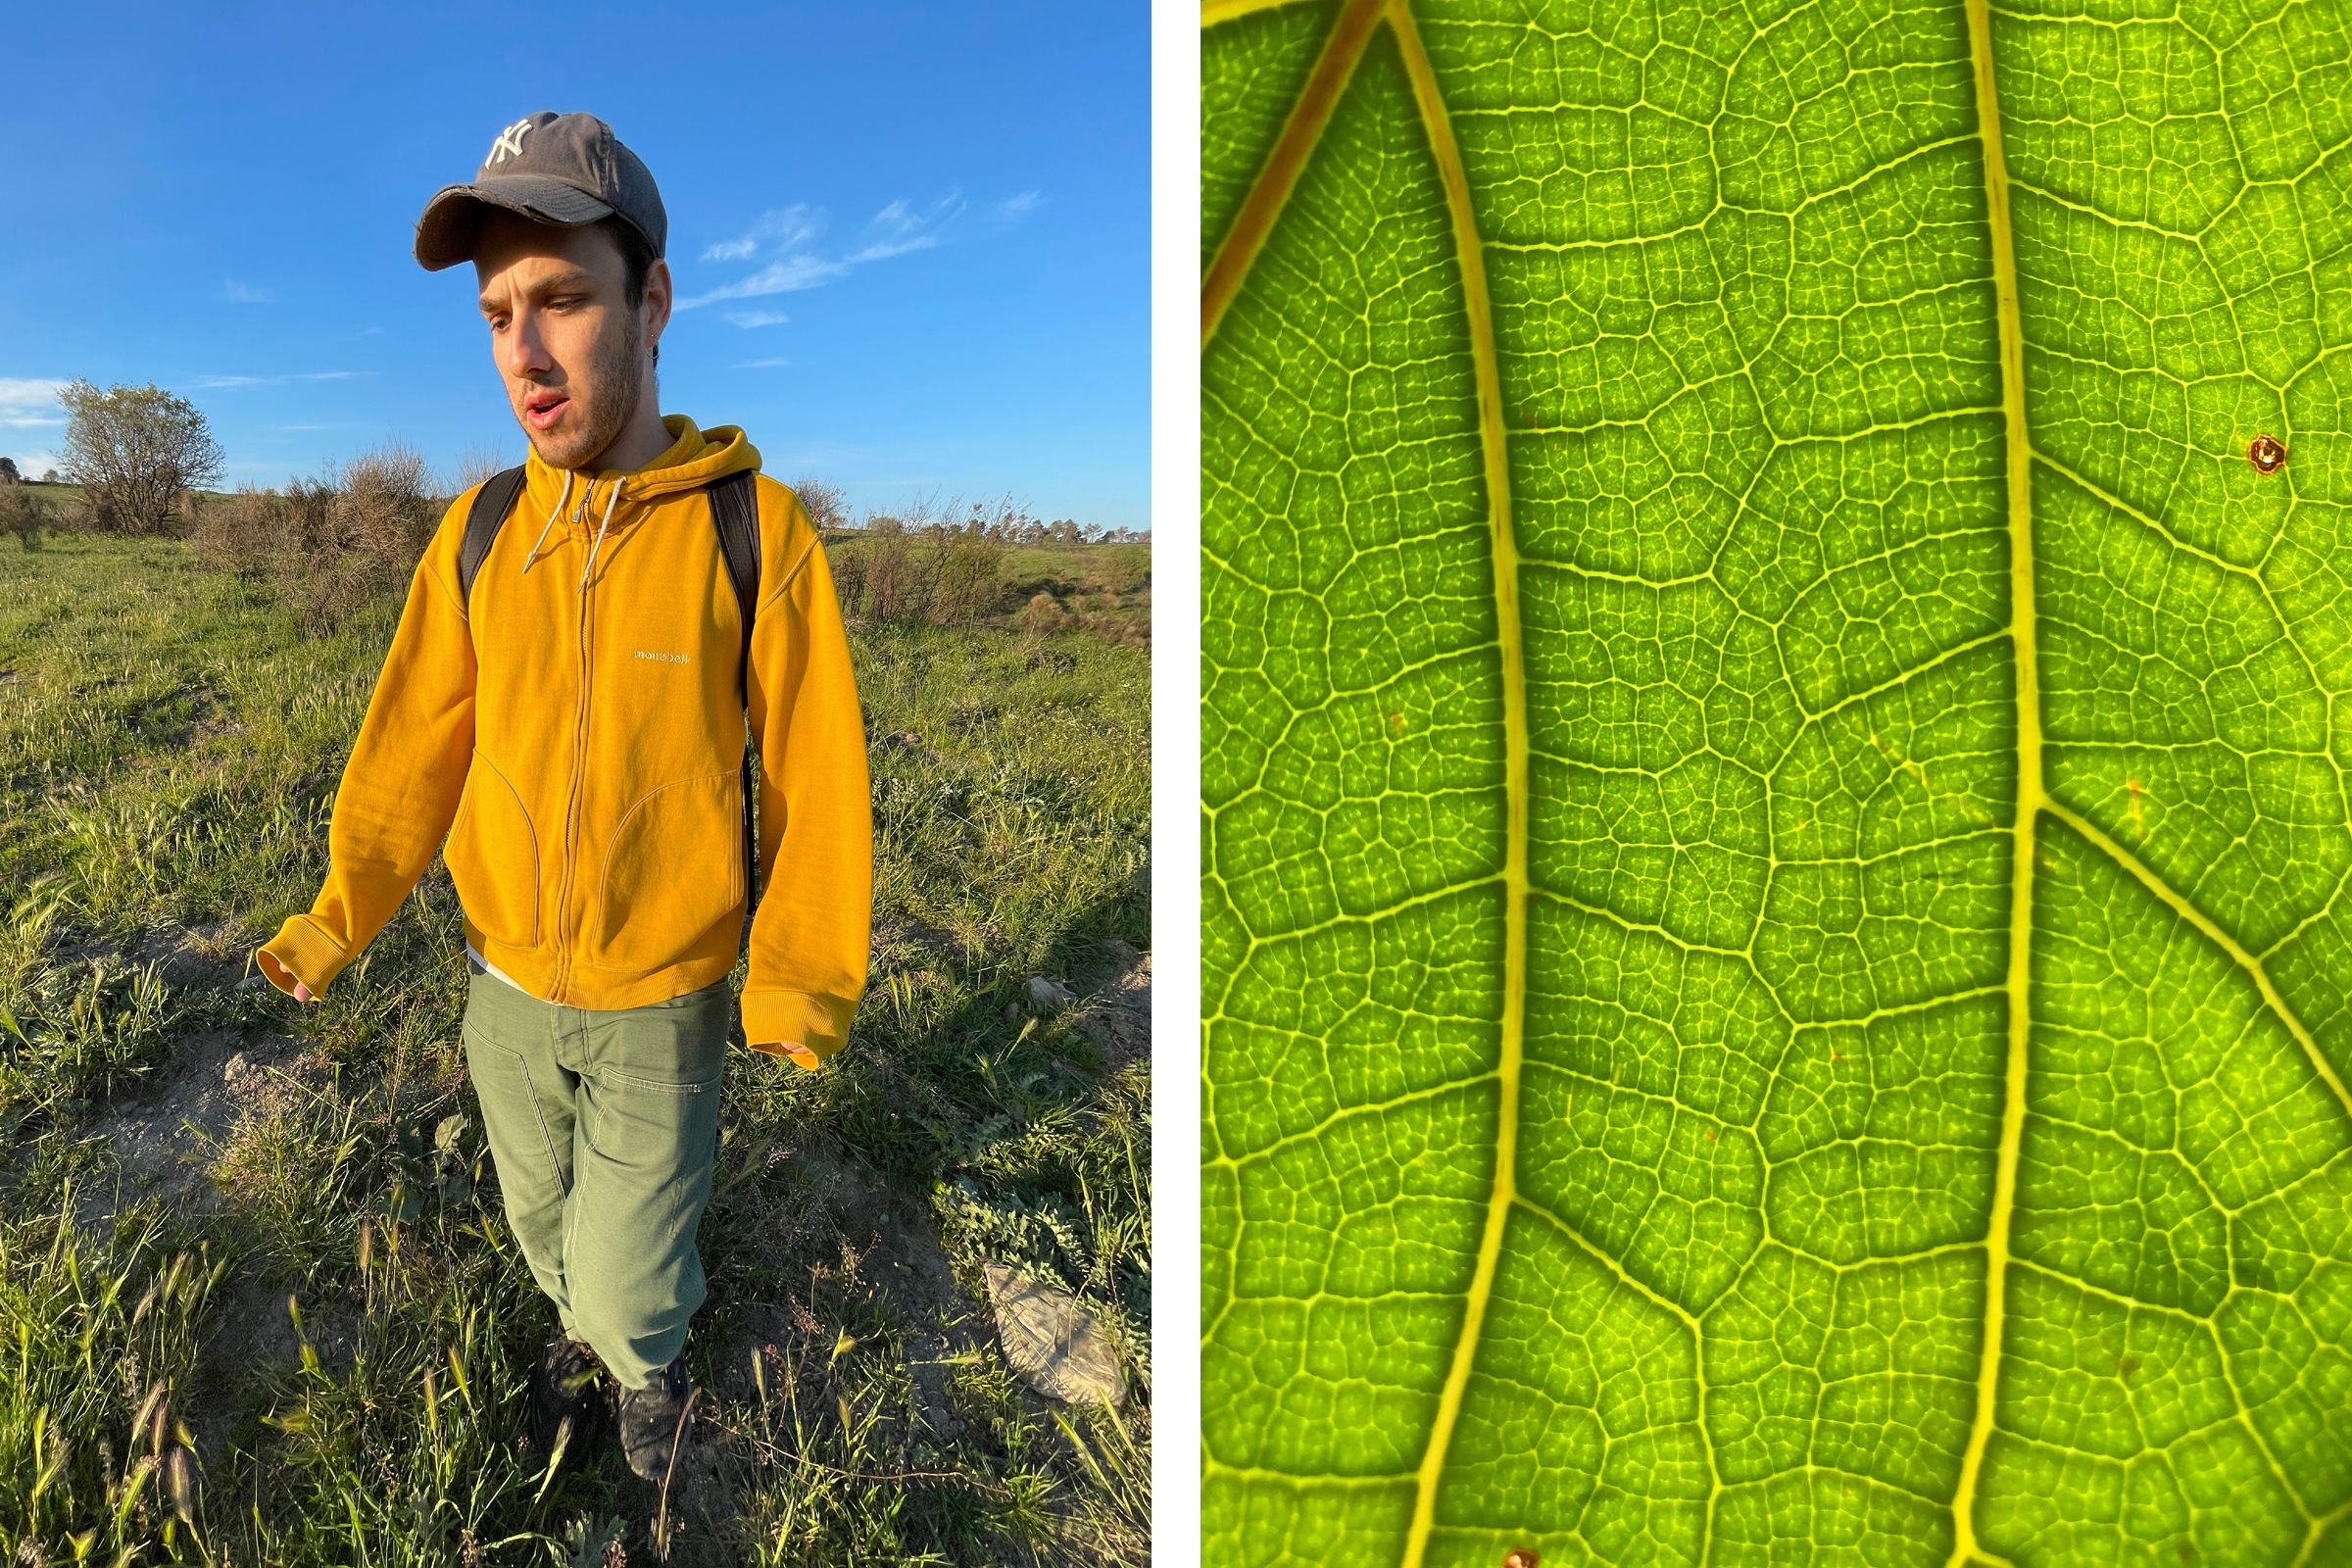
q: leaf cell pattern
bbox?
[1201,1,2352,1565]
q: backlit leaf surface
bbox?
[1200,1,2352,1563]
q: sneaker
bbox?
[527,1335,605,1475]
[616,1353,694,1482]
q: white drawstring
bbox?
[579,475,623,592]
[520,467,572,576]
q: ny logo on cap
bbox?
[486,118,533,166]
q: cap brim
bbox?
[414,175,616,270]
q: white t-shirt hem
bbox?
[466,943,539,999]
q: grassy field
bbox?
[0,526,1151,1565]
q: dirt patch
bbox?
[183,1269,361,1471]
[873,915,969,963]
[65,1005,346,1473]
[1074,943,1151,1073]
[59,918,253,993]
[665,1133,999,1557]
[706,1135,984,1398]
[73,1026,314,1236]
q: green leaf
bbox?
[1200,1,2352,1564]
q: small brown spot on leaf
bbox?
[2249,433,2287,473]
[1831,1050,1843,1062]
[1503,1550,1540,1568]
[2118,1355,2142,1380]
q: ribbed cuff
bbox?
[740,986,857,1065]
[257,916,353,998]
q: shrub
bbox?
[865,529,920,622]
[1,484,44,550]
[1098,542,1151,594]
[925,526,1005,625]
[191,484,291,572]
[337,441,436,566]
[1020,591,1064,638]
[837,521,1007,627]
[446,443,510,501]
[829,543,869,616]
[256,441,436,636]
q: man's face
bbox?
[474,212,670,471]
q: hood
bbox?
[516,415,762,541]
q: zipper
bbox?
[551,479,600,1002]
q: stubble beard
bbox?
[520,307,646,471]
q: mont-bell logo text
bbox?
[635,650,689,665]
[486,118,533,166]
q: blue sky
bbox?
[0,2,1149,528]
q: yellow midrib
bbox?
[1200,0,1388,348]
[1201,3,1532,1555]
[1947,0,2034,1562]
[1384,2,1530,1564]
[1202,0,1319,24]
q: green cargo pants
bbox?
[461,963,730,1390]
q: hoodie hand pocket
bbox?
[592,771,745,971]
[443,755,541,947]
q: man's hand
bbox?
[258,950,318,1004]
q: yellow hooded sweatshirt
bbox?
[257,416,870,1062]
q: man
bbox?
[255,111,872,1483]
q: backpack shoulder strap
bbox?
[708,468,764,912]
[708,469,762,703]
[458,466,529,608]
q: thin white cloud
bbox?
[724,309,791,328]
[733,358,791,369]
[220,279,276,304]
[700,204,827,265]
[847,194,964,263]
[0,377,68,428]
[678,192,984,310]
[845,234,938,264]
[4,450,60,477]
[195,371,370,389]
[679,254,852,307]
[996,189,1044,217]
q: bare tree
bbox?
[58,380,225,534]
[447,442,512,500]
[790,475,850,540]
